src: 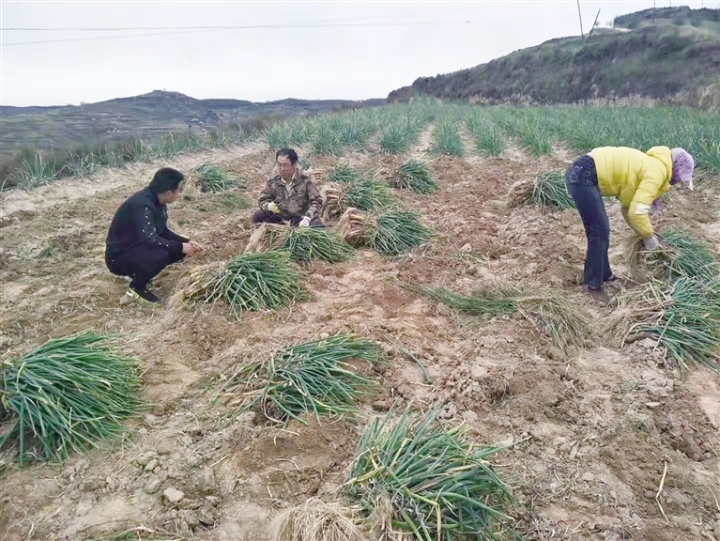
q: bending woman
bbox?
[564,146,694,304]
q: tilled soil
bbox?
[1,139,719,541]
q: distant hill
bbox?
[0,90,385,153]
[388,7,720,108]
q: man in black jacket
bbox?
[105,167,203,304]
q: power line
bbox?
[0,7,473,32]
[1,20,489,47]
[1,14,565,47]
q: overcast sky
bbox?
[0,1,714,106]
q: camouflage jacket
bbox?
[258,168,323,219]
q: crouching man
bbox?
[253,148,324,228]
[105,167,203,304]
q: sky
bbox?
[0,1,715,107]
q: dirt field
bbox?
[1,136,719,541]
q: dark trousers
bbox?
[251,210,325,228]
[106,246,184,290]
[565,155,612,289]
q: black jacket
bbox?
[106,187,188,260]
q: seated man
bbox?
[253,148,324,228]
[105,167,203,304]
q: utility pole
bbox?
[588,9,601,38]
[576,0,585,39]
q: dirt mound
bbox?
[1,140,719,541]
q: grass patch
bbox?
[181,251,307,319]
[413,284,591,351]
[222,334,383,425]
[369,210,432,256]
[192,163,242,192]
[5,153,57,189]
[342,404,517,540]
[392,160,438,194]
[0,331,145,464]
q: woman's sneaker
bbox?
[584,285,610,306]
[604,275,624,291]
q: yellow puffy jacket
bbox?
[588,146,672,238]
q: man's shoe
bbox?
[584,285,610,306]
[127,286,160,304]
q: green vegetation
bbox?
[0,331,145,464]
[5,98,719,191]
[648,226,719,283]
[328,164,364,185]
[370,211,432,256]
[429,119,465,157]
[413,284,591,351]
[281,228,354,264]
[391,8,720,107]
[343,404,517,540]
[224,335,383,425]
[192,163,241,192]
[202,191,253,212]
[532,171,575,209]
[344,176,394,212]
[508,170,575,210]
[619,277,720,374]
[329,164,395,211]
[619,227,719,375]
[466,110,506,156]
[183,251,307,318]
[392,160,438,194]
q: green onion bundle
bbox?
[649,226,719,283]
[0,331,145,464]
[413,284,590,351]
[328,164,363,185]
[229,335,383,425]
[369,211,432,256]
[343,405,517,540]
[531,171,575,209]
[630,277,720,374]
[344,177,394,212]
[281,227,354,264]
[192,163,240,192]
[393,160,438,194]
[184,251,307,318]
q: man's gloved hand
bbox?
[643,235,660,251]
[267,202,280,214]
[299,216,311,228]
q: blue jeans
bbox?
[565,155,613,289]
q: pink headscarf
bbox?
[652,148,695,213]
[670,148,695,190]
